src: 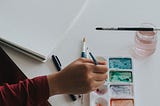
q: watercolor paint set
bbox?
[90,57,135,106]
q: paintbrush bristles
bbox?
[83,37,86,43]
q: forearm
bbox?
[0,76,49,106]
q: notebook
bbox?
[0,0,86,62]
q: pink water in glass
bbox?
[134,31,157,57]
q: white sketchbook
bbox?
[0,0,86,62]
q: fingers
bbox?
[78,58,94,63]
[89,72,107,91]
[92,73,108,81]
[75,58,108,92]
[78,58,107,65]
[93,65,108,74]
[92,80,106,90]
[97,61,107,65]
[78,57,108,74]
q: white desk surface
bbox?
[2,0,160,106]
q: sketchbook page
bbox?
[0,0,86,61]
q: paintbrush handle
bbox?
[96,27,160,31]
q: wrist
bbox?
[47,72,61,96]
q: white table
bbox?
[2,0,160,106]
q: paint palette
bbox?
[90,57,135,106]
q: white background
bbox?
[1,0,160,106]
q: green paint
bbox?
[109,71,133,83]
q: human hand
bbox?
[47,58,108,96]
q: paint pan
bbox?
[110,99,134,106]
[109,58,132,69]
[95,97,108,106]
[110,85,133,98]
[90,57,135,106]
[109,71,133,83]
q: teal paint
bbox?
[109,58,132,69]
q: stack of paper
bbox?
[0,0,86,62]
